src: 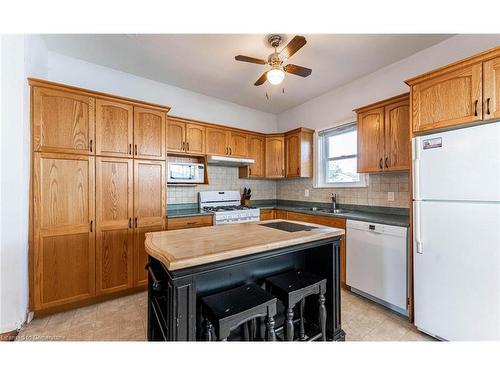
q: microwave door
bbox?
[170,165,195,180]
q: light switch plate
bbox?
[387,191,395,201]
[304,189,309,197]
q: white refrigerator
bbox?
[413,121,500,341]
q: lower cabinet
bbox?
[135,225,165,286]
[167,215,213,230]
[259,209,275,221]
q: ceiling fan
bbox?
[235,35,312,86]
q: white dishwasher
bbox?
[346,220,408,315]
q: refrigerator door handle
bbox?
[414,201,423,254]
[412,137,421,200]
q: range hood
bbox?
[207,155,255,166]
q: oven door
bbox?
[167,163,203,183]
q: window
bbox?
[315,122,367,188]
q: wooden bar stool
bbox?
[265,270,327,341]
[201,283,277,341]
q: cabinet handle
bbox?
[89,140,93,152]
[146,263,162,291]
[282,168,284,175]
[385,157,389,169]
[225,146,228,155]
[134,144,138,155]
[186,222,196,225]
[486,98,491,115]
[135,217,138,228]
[89,220,93,232]
[474,99,478,116]
[182,141,185,151]
[249,167,252,175]
[379,158,383,169]
[129,144,132,155]
[128,218,132,228]
[297,167,300,175]
[186,142,189,151]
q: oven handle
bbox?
[146,263,162,291]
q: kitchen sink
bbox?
[318,208,350,214]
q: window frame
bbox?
[314,121,368,188]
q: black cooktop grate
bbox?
[259,221,316,233]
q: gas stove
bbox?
[199,191,260,225]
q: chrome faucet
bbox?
[330,193,337,210]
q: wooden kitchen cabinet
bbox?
[32,153,96,310]
[355,94,410,173]
[229,131,248,157]
[259,209,275,221]
[265,136,285,178]
[409,63,483,133]
[483,56,500,121]
[95,99,133,157]
[133,159,166,286]
[285,128,314,178]
[167,119,186,153]
[95,157,134,295]
[167,118,206,154]
[206,127,229,156]
[167,215,213,230]
[32,86,95,155]
[239,134,265,178]
[133,106,166,160]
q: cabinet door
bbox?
[285,133,301,177]
[167,119,186,153]
[32,153,95,310]
[185,123,206,154]
[265,136,285,178]
[33,87,95,154]
[411,63,482,133]
[206,128,229,156]
[134,107,166,160]
[357,107,385,173]
[384,99,410,171]
[229,131,248,157]
[135,225,165,286]
[134,160,166,285]
[95,157,134,295]
[95,99,133,157]
[483,57,500,121]
[247,135,265,177]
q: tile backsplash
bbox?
[168,163,409,208]
[167,165,276,204]
[276,172,410,208]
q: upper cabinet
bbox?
[32,86,95,154]
[229,131,249,157]
[265,136,285,178]
[483,56,500,120]
[355,94,410,173]
[206,127,229,156]
[95,99,133,157]
[133,107,166,160]
[167,118,206,154]
[239,134,265,178]
[406,46,500,134]
[285,128,313,178]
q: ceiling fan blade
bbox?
[284,64,312,77]
[280,35,307,59]
[254,72,268,86]
[235,55,267,65]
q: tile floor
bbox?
[15,289,434,341]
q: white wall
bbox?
[47,52,278,133]
[0,34,47,333]
[277,34,500,131]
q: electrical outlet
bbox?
[304,189,309,197]
[387,192,395,201]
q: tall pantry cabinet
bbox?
[29,79,169,313]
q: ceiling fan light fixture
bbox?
[267,68,285,85]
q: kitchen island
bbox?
[144,220,345,341]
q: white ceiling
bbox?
[42,34,452,114]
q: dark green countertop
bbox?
[167,200,409,227]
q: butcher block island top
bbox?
[145,220,345,271]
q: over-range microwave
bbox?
[167,162,205,184]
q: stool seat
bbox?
[265,270,327,341]
[201,283,277,341]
